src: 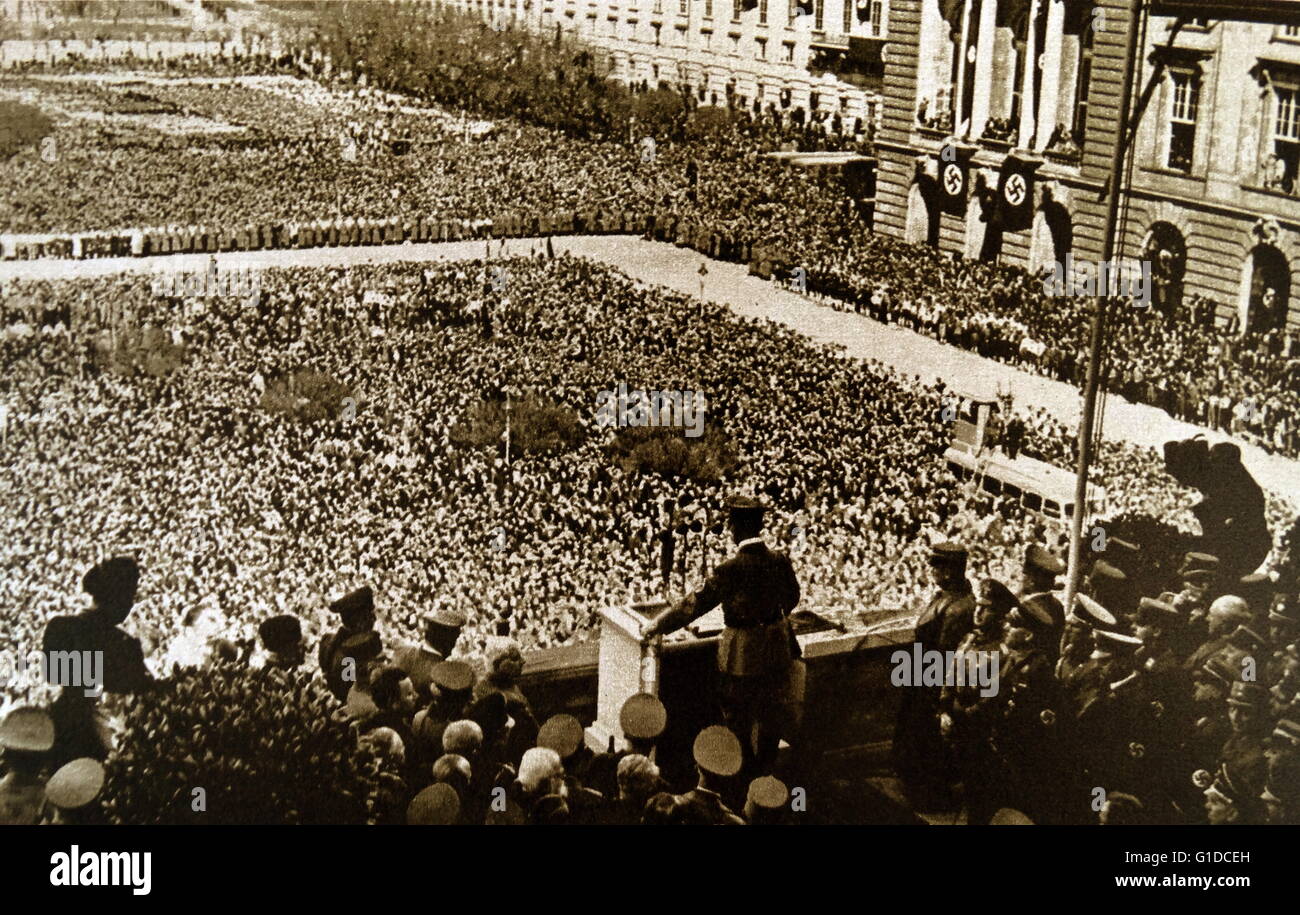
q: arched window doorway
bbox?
[1241,244,1292,333]
[1142,221,1186,320]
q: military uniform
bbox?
[644,496,800,770]
[891,544,975,805]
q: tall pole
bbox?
[1062,0,1144,620]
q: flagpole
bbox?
[1062,0,1144,625]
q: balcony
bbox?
[811,30,850,50]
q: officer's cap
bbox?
[1072,594,1118,631]
[0,706,54,753]
[693,725,743,777]
[1088,561,1127,584]
[431,660,475,695]
[620,693,667,741]
[537,714,585,760]
[45,758,105,810]
[927,542,967,567]
[329,586,374,618]
[1024,544,1065,577]
[1227,681,1269,709]
[1136,597,1179,625]
[407,783,460,825]
[82,556,140,606]
[1094,628,1143,650]
[1014,595,1056,631]
[746,775,788,811]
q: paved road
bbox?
[5,233,1297,502]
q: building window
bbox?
[1270,84,1300,193]
[842,0,851,33]
[680,0,689,12]
[704,0,712,16]
[733,0,741,20]
[783,41,794,61]
[1281,24,1300,40]
[814,0,823,30]
[759,0,768,23]
[1071,17,1094,148]
[756,37,767,57]
[1166,70,1199,173]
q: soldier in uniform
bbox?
[998,595,1070,823]
[891,542,974,808]
[43,556,152,766]
[318,586,382,702]
[641,495,800,774]
[939,578,1011,825]
[674,726,746,825]
[1018,543,1065,646]
[1219,681,1271,790]
[0,708,54,825]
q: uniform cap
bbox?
[1024,544,1065,577]
[339,630,382,664]
[1263,755,1300,806]
[1270,597,1299,625]
[1200,654,1239,689]
[345,685,379,720]
[1013,595,1056,631]
[1136,597,1179,625]
[392,642,441,691]
[258,614,302,654]
[82,556,140,606]
[431,660,475,694]
[1227,624,1268,651]
[424,609,466,654]
[329,586,374,617]
[407,783,460,825]
[693,725,743,777]
[1094,628,1143,649]
[45,758,105,810]
[989,807,1035,825]
[1108,538,1140,556]
[1072,594,1118,631]
[927,542,968,566]
[1205,761,1253,809]
[1273,718,1300,744]
[1180,552,1220,574]
[619,693,667,741]
[537,714,584,760]
[1227,681,1269,709]
[746,776,788,810]
[975,578,1019,612]
[724,494,767,512]
[1089,561,1127,584]
[0,706,54,753]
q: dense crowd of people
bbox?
[2,9,1299,826]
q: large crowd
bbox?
[1,10,1298,825]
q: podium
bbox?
[584,603,661,753]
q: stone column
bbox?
[954,0,974,134]
[1018,0,1040,148]
[1034,0,1064,151]
[970,0,998,137]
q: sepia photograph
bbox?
[0,0,1296,886]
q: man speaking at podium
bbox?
[640,494,802,773]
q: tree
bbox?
[100,665,397,825]
[606,425,739,483]
[451,392,584,457]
